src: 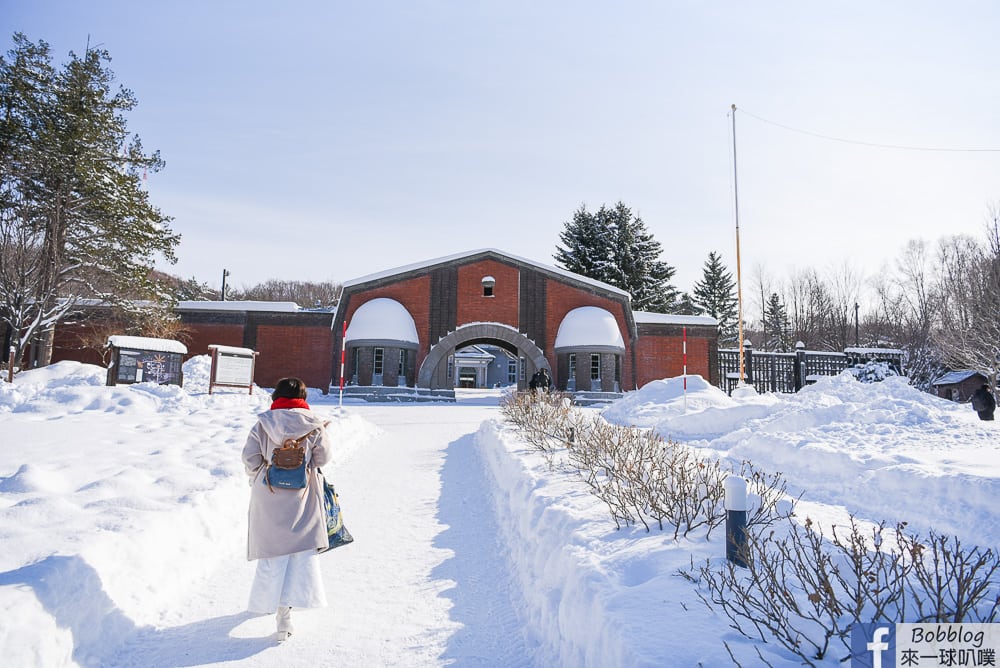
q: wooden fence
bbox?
[718,344,904,394]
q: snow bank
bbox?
[0,360,379,668]
[603,371,1000,543]
[476,420,766,666]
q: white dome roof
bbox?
[345,298,419,345]
[554,306,625,351]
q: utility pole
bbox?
[732,104,746,385]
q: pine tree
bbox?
[672,292,702,315]
[0,33,179,365]
[553,204,616,285]
[763,292,792,352]
[554,201,678,313]
[692,251,738,344]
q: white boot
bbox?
[276,606,293,641]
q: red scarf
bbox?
[270,397,310,410]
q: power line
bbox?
[738,107,1000,153]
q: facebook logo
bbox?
[851,623,895,668]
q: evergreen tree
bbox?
[553,204,617,285]
[692,251,739,344]
[0,33,178,365]
[672,292,702,315]
[763,292,792,352]
[554,201,678,313]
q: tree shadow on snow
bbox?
[0,555,272,667]
[431,434,536,667]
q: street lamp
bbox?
[854,302,860,347]
[222,269,230,301]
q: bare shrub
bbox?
[691,515,1000,666]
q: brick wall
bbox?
[633,323,718,389]
[456,259,520,327]
[253,324,334,390]
[182,323,245,357]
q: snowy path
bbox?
[112,396,534,667]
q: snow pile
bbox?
[603,370,1000,542]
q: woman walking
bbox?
[242,377,331,641]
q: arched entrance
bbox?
[417,323,549,390]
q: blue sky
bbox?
[5,1,999,295]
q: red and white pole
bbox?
[339,320,347,408]
[683,326,688,413]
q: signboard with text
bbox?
[208,345,257,394]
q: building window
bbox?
[351,348,359,383]
[398,349,408,376]
[519,356,526,381]
[507,359,517,384]
[447,354,454,381]
[590,353,600,380]
[568,353,576,378]
[481,275,496,297]
[374,347,384,375]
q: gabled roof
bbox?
[343,248,630,298]
[932,369,986,386]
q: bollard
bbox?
[7,346,13,383]
[724,475,748,568]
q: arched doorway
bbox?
[417,323,549,390]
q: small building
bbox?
[105,335,187,386]
[931,370,989,402]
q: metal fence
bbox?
[718,344,904,394]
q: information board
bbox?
[215,351,255,386]
[115,349,184,385]
[208,345,258,394]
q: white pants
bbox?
[247,549,328,613]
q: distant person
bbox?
[971,383,996,421]
[242,377,332,641]
[529,368,552,393]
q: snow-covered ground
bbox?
[0,359,997,666]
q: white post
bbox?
[724,475,748,567]
[683,326,688,413]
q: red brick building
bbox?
[336,249,718,395]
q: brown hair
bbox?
[271,377,308,401]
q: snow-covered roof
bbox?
[176,300,300,313]
[455,345,496,363]
[345,298,419,344]
[554,307,625,350]
[207,344,256,356]
[844,346,904,355]
[932,370,986,386]
[343,248,630,298]
[632,312,718,327]
[106,336,188,354]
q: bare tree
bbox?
[932,230,1000,388]
[228,279,342,309]
[826,262,864,350]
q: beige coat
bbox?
[242,407,332,560]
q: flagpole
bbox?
[731,103,747,386]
